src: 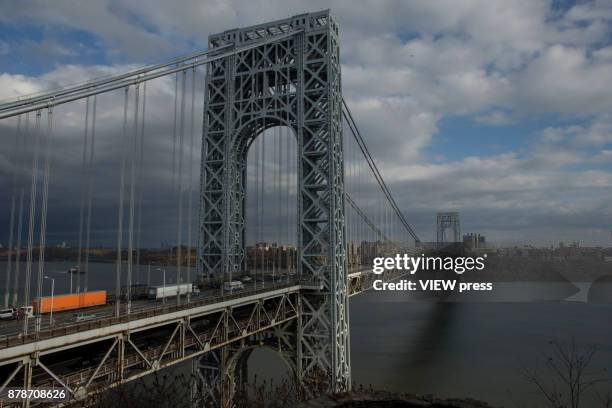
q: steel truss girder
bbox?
[0,292,299,406]
[198,10,350,398]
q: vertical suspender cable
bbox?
[35,106,53,333]
[253,132,259,288]
[127,84,140,315]
[345,130,350,269]
[116,87,129,318]
[23,110,41,335]
[284,127,289,275]
[177,70,187,304]
[84,95,97,292]
[135,82,146,285]
[261,129,266,286]
[276,126,280,280]
[186,68,196,302]
[171,71,179,191]
[272,126,277,282]
[13,113,28,307]
[170,72,179,272]
[4,116,21,308]
[288,129,293,274]
[77,98,90,294]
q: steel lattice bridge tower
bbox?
[0,10,420,408]
[198,11,350,395]
[436,212,461,244]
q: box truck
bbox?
[32,291,106,314]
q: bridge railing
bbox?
[0,278,318,351]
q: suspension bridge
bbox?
[0,10,421,407]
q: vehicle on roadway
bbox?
[74,313,97,322]
[223,281,245,292]
[0,308,16,320]
[32,291,106,314]
[0,306,34,320]
[147,283,194,300]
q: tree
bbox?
[523,339,611,408]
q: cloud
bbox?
[474,111,515,126]
[0,40,9,56]
[540,116,612,147]
[1,0,612,246]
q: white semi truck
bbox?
[147,283,195,300]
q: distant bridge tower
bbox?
[197,10,349,404]
[436,212,461,243]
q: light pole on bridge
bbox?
[44,275,55,327]
[155,268,166,304]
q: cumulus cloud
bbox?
[474,111,515,126]
[0,0,611,246]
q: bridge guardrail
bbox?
[0,278,319,352]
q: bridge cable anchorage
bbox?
[177,69,187,305]
[4,115,21,309]
[84,94,97,292]
[23,110,41,335]
[35,105,54,334]
[77,97,90,294]
[12,113,28,307]
[342,99,420,246]
[186,67,196,303]
[116,86,129,318]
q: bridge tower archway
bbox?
[196,323,300,405]
[197,10,350,400]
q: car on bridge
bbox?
[0,308,17,320]
[223,281,245,292]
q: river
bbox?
[2,262,611,406]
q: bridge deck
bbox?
[0,270,395,405]
[0,281,320,361]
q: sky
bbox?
[0,0,611,247]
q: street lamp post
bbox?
[44,276,55,327]
[156,268,166,304]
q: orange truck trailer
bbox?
[32,290,106,314]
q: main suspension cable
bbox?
[342,99,419,245]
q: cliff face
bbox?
[300,391,497,408]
